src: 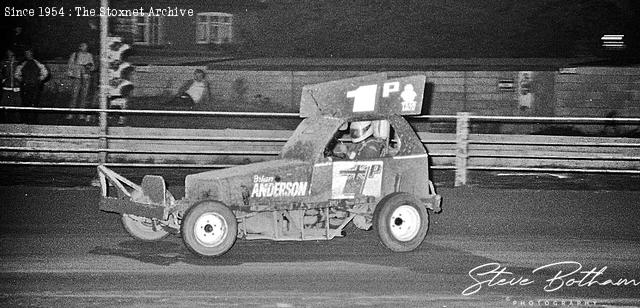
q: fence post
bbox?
[290,71,296,112]
[98,0,109,164]
[455,112,471,186]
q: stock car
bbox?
[97,73,442,257]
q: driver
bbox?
[333,120,390,160]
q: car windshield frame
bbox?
[280,116,345,162]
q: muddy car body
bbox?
[98,73,442,257]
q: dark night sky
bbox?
[1,0,638,61]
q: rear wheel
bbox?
[374,193,429,252]
[181,201,237,257]
[121,214,169,241]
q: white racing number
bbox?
[382,82,400,98]
[347,84,378,112]
[331,161,383,199]
[347,81,409,113]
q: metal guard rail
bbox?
[4,106,640,123]
[1,108,640,186]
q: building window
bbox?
[132,14,164,45]
[196,12,233,44]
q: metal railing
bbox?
[0,106,300,118]
[1,106,640,186]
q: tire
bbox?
[121,214,170,241]
[374,192,429,252]
[181,201,237,257]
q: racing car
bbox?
[97,73,442,257]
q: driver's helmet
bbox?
[350,120,390,143]
[350,121,374,143]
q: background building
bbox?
[1,0,638,62]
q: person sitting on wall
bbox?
[173,69,212,109]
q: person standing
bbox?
[1,49,21,122]
[15,48,48,124]
[9,26,31,59]
[67,42,95,121]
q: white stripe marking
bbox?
[393,154,428,160]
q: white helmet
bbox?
[350,121,373,143]
[350,120,391,143]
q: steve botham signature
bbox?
[462,261,639,296]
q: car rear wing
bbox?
[96,165,175,220]
[299,73,427,118]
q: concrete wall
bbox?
[41,64,640,133]
[555,67,640,117]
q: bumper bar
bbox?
[97,165,174,220]
[421,180,442,213]
[421,194,442,213]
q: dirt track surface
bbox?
[2,166,640,191]
[1,186,639,307]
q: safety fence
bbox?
[1,106,640,186]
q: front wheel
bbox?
[374,193,429,252]
[181,201,237,257]
[121,214,170,241]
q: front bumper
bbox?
[421,180,442,213]
[421,194,442,213]
[97,165,174,220]
[99,197,167,220]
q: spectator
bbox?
[67,42,95,121]
[174,69,212,108]
[9,26,30,59]
[15,48,48,123]
[1,49,21,122]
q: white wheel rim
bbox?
[389,205,421,241]
[193,212,228,247]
